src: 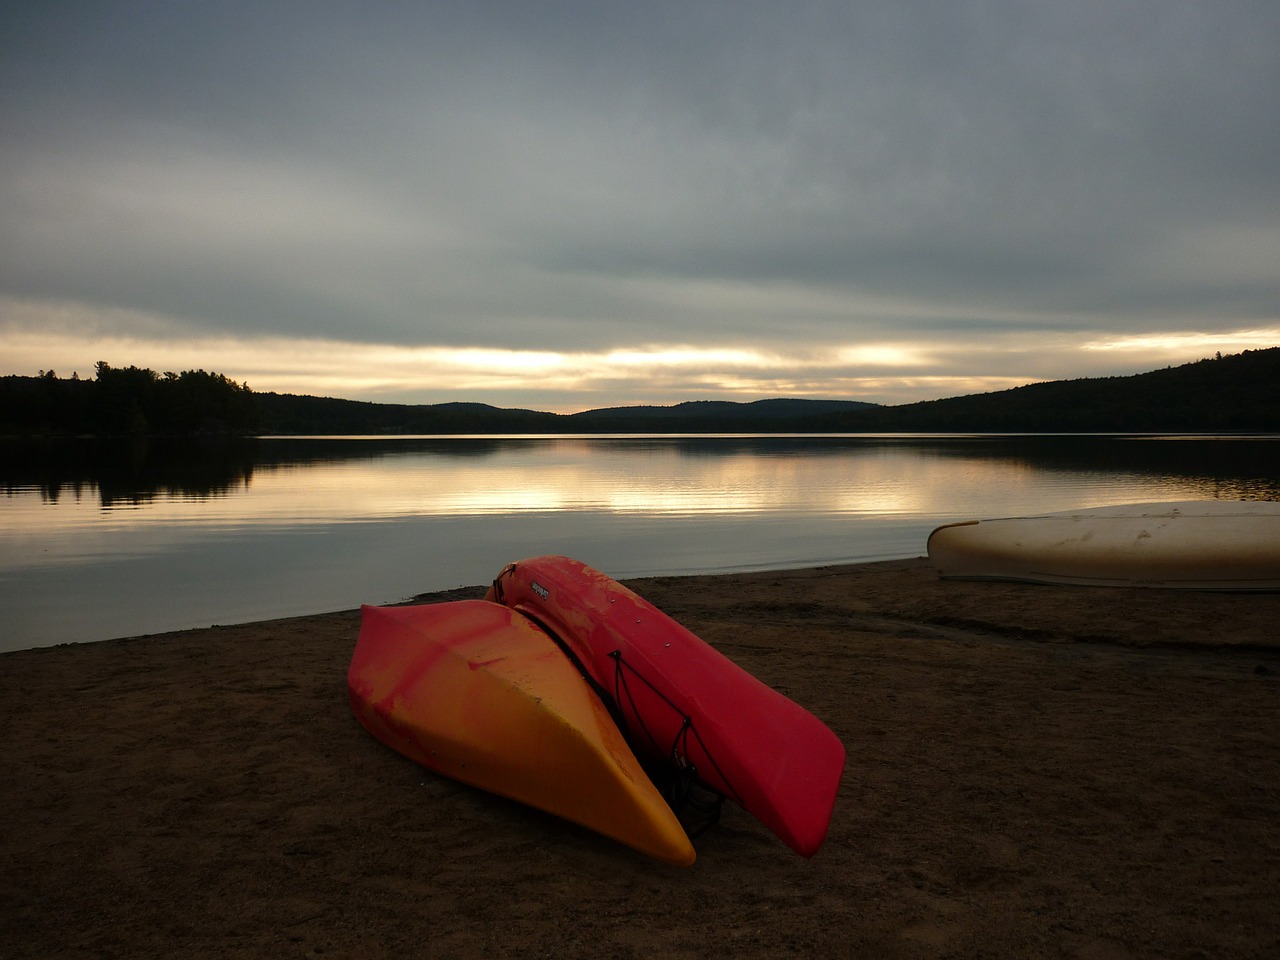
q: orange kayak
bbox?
[348,600,695,866]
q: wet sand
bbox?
[3,558,1278,959]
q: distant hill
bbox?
[4,348,1277,436]
[247,394,878,435]
[251,394,559,435]
[817,347,1280,433]
[251,350,1279,434]
[564,398,879,432]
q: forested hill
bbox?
[247,395,879,434]
[249,394,558,435]
[815,347,1280,433]
[3,348,1277,436]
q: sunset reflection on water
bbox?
[2,434,1276,650]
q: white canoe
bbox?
[927,500,1280,590]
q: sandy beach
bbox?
[3,557,1278,959]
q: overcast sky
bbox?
[3,1,1278,411]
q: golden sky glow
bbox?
[5,319,1278,412]
[1082,329,1280,353]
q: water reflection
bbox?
[4,434,1279,509]
[2,434,1277,651]
[0,437,258,506]
[2,436,1278,537]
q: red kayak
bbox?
[486,555,845,857]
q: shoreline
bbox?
[4,558,1279,958]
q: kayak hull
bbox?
[928,500,1280,589]
[348,600,695,866]
[486,556,845,858]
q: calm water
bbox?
[3,434,1277,652]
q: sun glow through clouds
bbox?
[1082,329,1280,353]
[3,299,1276,411]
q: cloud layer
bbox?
[3,2,1278,409]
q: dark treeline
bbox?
[3,348,1278,437]
[2,362,259,436]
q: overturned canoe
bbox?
[348,600,695,866]
[927,500,1280,590]
[486,555,846,858]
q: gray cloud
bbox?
[2,1,1278,400]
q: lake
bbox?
[2,434,1277,652]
